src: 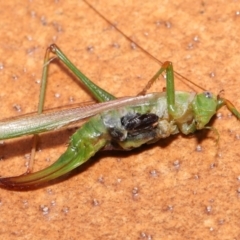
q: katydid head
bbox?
[192,91,218,129]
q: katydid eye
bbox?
[204,91,213,98]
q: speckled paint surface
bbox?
[0,1,240,239]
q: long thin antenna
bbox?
[82,0,206,91]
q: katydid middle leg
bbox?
[138,61,178,117]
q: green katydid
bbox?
[0,2,239,189]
